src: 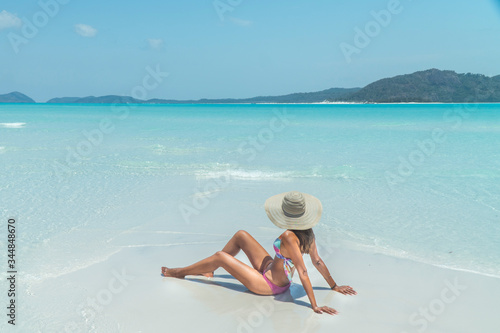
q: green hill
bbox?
[337,69,500,103]
[5,69,500,104]
[47,95,143,104]
[47,88,360,104]
[181,87,361,104]
[46,97,83,103]
[0,91,35,103]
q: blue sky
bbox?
[1,0,500,102]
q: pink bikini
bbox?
[263,238,294,294]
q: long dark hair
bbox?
[291,228,315,254]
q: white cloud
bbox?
[75,24,97,37]
[147,38,164,49]
[0,10,22,30]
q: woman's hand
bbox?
[313,305,338,315]
[333,285,357,295]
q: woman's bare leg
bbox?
[162,251,273,295]
[221,230,273,272]
[161,230,271,278]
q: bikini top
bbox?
[273,238,294,282]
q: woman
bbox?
[161,191,357,315]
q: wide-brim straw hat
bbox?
[264,191,322,230]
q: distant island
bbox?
[0,91,36,103]
[2,69,499,104]
[44,87,360,104]
[338,69,500,103]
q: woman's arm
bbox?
[281,232,337,315]
[309,239,357,295]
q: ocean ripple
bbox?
[0,122,26,128]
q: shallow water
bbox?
[1,103,499,288]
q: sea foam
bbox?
[0,122,26,128]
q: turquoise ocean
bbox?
[1,103,499,295]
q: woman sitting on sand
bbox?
[161,191,356,315]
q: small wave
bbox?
[316,224,500,279]
[119,241,225,248]
[122,230,231,237]
[372,122,412,128]
[149,144,214,156]
[192,189,223,198]
[20,248,122,285]
[194,165,366,181]
[0,122,26,128]
[114,160,366,181]
[432,264,500,279]
[327,232,500,279]
[196,168,293,181]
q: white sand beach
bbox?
[20,229,499,333]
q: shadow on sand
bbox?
[184,273,330,309]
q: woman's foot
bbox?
[161,266,185,278]
[200,272,214,278]
[161,267,213,278]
